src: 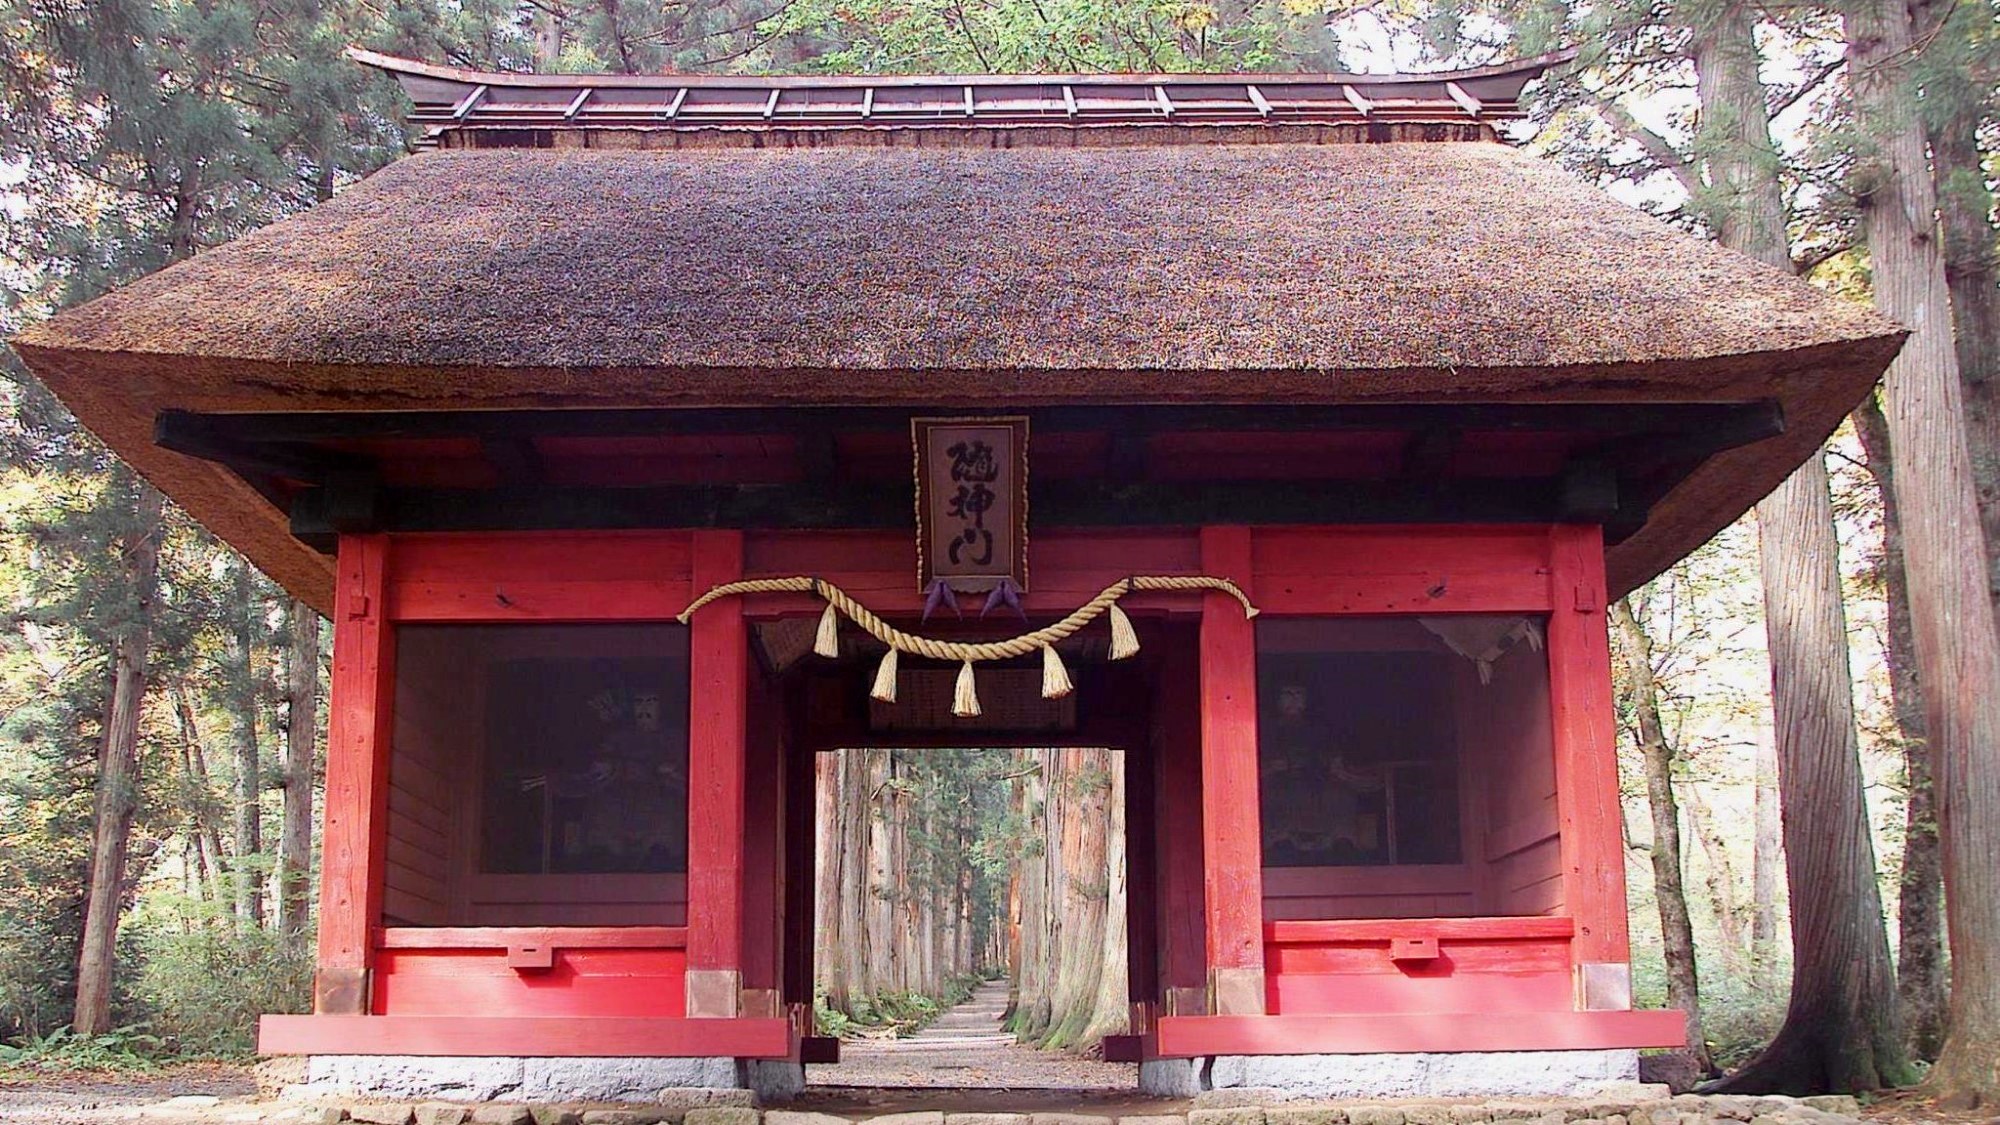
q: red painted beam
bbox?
[316,534,395,1015]
[1153,1010,1687,1057]
[1198,526,1265,1015]
[258,1015,793,1058]
[1265,917,1575,943]
[1546,526,1631,971]
[377,926,688,950]
[686,530,748,1016]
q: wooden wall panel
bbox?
[373,949,689,1019]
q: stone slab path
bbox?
[803,981,1139,1096]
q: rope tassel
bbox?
[814,602,841,658]
[1107,602,1140,660]
[953,660,982,718]
[1041,644,1074,700]
[870,647,899,703]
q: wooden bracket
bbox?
[506,943,556,972]
[1389,936,1441,963]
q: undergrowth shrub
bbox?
[127,911,312,1058]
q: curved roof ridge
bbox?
[344,47,1580,90]
[348,48,1577,138]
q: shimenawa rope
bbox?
[676,575,1258,716]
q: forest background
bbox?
[1,0,1997,1104]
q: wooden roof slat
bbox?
[1342,84,1375,118]
[664,88,688,120]
[1153,84,1175,117]
[862,87,875,118]
[1446,81,1483,117]
[763,88,782,118]
[1062,85,1078,118]
[1245,84,1274,116]
[450,84,488,120]
[562,88,593,119]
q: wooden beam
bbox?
[562,89,593,119]
[664,88,688,120]
[1445,81,1483,118]
[1197,526,1265,1016]
[161,401,1784,443]
[286,478,1600,543]
[1062,85,1078,117]
[1246,84,1273,116]
[259,1014,794,1058]
[314,535,395,1015]
[685,530,748,1018]
[1546,525,1632,978]
[1342,84,1374,117]
[1152,1010,1686,1057]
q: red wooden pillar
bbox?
[1198,525,1266,1016]
[1546,524,1635,1011]
[314,534,395,1015]
[686,530,748,1019]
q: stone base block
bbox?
[1143,1050,1641,1099]
[298,1057,748,1103]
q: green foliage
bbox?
[127,912,314,1058]
[0,1025,165,1075]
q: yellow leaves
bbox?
[1176,3,1218,31]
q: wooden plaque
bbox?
[913,416,1029,592]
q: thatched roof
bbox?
[12,139,1902,608]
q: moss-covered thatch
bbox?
[11,141,1903,606]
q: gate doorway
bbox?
[748,617,1194,1093]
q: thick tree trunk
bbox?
[1680,1,1909,1091]
[814,751,846,1011]
[1909,0,2000,625]
[229,563,264,926]
[278,600,320,942]
[1854,395,1948,1061]
[72,482,166,1037]
[1846,0,2000,1104]
[1714,454,1910,1093]
[1612,597,1712,1073]
[1751,736,1781,980]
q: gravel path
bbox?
[804,981,1141,1097]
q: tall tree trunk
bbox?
[229,563,264,926]
[1910,0,2000,626]
[814,751,846,1012]
[1611,597,1712,1073]
[72,481,166,1036]
[1854,395,1948,1060]
[1715,452,1910,1092]
[1847,0,2000,1104]
[1683,785,1750,978]
[1684,1,1910,1090]
[171,685,217,904]
[1751,736,1781,981]
[278,600,320,942]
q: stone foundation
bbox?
[298,1057,751,1102]
[1139,1053,1641,1099]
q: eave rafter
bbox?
[345,47,1573,139]
[153,401,1783,555]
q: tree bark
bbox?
[1612,597,1712,1073]
[1751,735,1781,981]
[229,563,264,926]
[1846,0,2000,1103]
[1909,0,2000,627]
[1683,785,1750,978]
[72,481,166,1037]
[278,600,320,942]
[1854,394,1948,1061]
[1678,0,1910,1091]
[1713,453,1910,1093]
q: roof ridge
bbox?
[348,48,1574,141]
